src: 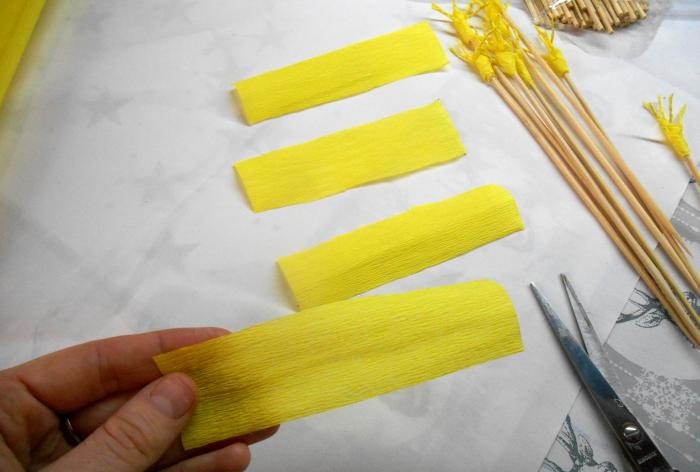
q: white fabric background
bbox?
[0,1,697,470]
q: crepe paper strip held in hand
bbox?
[278,184,524,309]
[643,94,690,159]
[233,22,448,124]
[234,100,466,212]
[154,280,524,449]
[0,0,47,109]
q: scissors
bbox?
[530,274,678,472]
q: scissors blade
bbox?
[560,274,612,379]
[530,282,675,472]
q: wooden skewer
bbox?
[540,0,555,24]
[521,55,700,292]
[582,0,604,30]
[602,0,620,25]
[571,2,585,27]
[559,70,690,256]
[502,69,700,305]
[528,0,648,30]
[525,0,544,25]
[611,0,624,17]
[594,0,614,33]
[519,73,700,295]
[567,7,581,28]
[630,0,641,20]
[560,74,689,259]
[497,72,700,340]
[562,75,605,135]
[633,0,647,19]
[505,15,691,257]
[490,75,700,345]
[683,157,700,192]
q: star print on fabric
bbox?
[200,30,240,77]
[145,232,198,271]
[132,162,172,203]
[79,3,112,36]
[83,91,131,126]
[155,0,196,25]
[131,162,195,204]
[239,17,293,53]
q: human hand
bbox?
[0,328,278,472]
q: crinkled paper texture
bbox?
[155,280,523,450]
[234,100,466,212]
[1,2,696,471]
[278,184,524,309]
[234,21,448,124]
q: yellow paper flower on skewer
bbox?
[482,0,510,38]
[495,51,517,77]
[432,1,481,49]
[451,43,495,82]
[515,50,535,88]
[643,95,690,159]
[508,33,535,88]
[535,25,569,77]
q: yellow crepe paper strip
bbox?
[643,94,690,159]
[155,280,524,449]
[279,184,524,309]
[234,22,448,124]
[234,100,466,212]
[0,0,46,108]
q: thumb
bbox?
[48,373,197,472]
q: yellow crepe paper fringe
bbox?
[0,0,47,108]
[442,1,544,87]
[234,100,466,212]
[535,24,569,77]
[234,22,448,124]
[278,184,524,309]
[432,0,482,50]
[155,280,524,450]
[643,94,690,159]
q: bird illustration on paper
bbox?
[617,288,699,329]
[541,416,618,472]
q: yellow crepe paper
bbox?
[279,184,524,309]
[445,1,537,88]
[535,26,569,77]
[234,100,466,212]
[431,1,482,50]
[643,94,690,159]
[0,0,46,109]
[155,280,524,449]
[234,22,448,124]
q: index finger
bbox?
[6,327,228,412]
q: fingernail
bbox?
[150,374,196,419]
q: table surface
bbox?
[0,1,698,471]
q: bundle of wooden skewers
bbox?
[524,0,649,33]
[433,0,700,346]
